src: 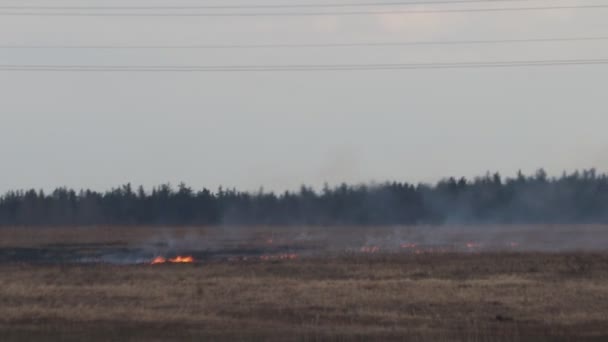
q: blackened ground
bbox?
[1,253,608,341]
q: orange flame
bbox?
[151,256,194,265]
[169,256,194,263]
[151,256,167,264]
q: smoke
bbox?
[1,224,605,266]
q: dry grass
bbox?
[1,253,608,341]
[1,225,608,341]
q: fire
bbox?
[169,256,194,263]
[151,256,167,264]
[150,255,194,265]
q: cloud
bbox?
[312,16,341,33]
[375,13,447,35]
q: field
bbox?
[1,226,608,341]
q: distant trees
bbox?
[1,169,608,226]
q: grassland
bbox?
[0,226,607,341]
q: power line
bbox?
[0,0,597,10]
[1,59,607,72]
[2,36,608,49]
[1,4,607,16]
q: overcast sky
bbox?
[0,1,607,192]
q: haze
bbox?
[1,1,607,192]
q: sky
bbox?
[0,1,607,193]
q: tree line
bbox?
[1,169,607,226]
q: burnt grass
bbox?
[1,225,608,341]
[0,253,607,341]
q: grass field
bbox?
[0,226,607,341]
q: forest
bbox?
[1,169,607,226]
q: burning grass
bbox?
[1,252,608,341]
[1,225,608,341]
[150,256,195,265]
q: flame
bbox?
[151,256,167,264]
[169,256,194,263]
[151,255,194,265]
